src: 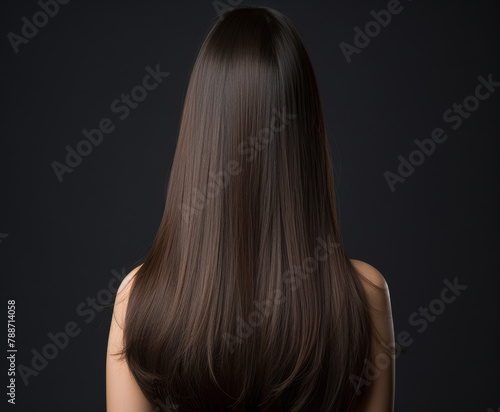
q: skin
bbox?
[350,259,396,412]
[106,260,395,411]
[106,264,154,412]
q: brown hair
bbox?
[119,6,388,411]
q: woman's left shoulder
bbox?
[117,264,143,295]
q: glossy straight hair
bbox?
[119,6,388,411]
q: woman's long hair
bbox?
[119,7,386,411]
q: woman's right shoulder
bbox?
[349,259,388,290]
[348,258,395,410]
[349,258,392,316]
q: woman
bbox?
[107,6,395,411]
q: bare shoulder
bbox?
[108,264,143,351]
[117,264,143,295]
[107,263,155,412]
[349,258,388,289]
[349,259,395,410]
[349,259,392,316]
[113,264,143,327]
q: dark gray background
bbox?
[1,0,499,411]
